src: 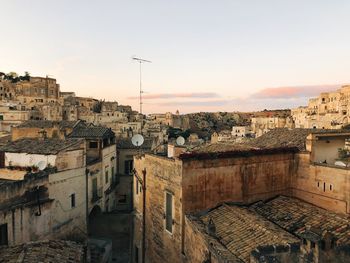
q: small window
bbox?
[89,141,98,148]
[317,182,320,188]
[323,182,326,192]
[118,195,127,204]
[136,179,139,195]
[71,194,76,208]
[330,184,333,191]
[105,169,109,184]
[311,242,316,248]
[165,192,173,233]
[0,224,8,246]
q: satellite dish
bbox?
[132,134,144,147]
[37,161,47,171]
[176,136,185,146]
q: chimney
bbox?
[167,144,186,158]
[38,129,47,140]
[206,217,216,237]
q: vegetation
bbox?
[0,71,30,82]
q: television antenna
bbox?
[132,56,152,115]
[176,136,185,146]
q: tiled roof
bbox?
[250,128,312,150]
[68,126,115,139]
[17,120,80,129]
[0,138,84,154]
[250,128,350,151]
[0,240,84,263]
[116,137,153,150]
[251,196,350,246]
[191,204,299,262]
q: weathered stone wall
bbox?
[182,152,295,213]
[133,155,183,263]
[292,152,350,214]
[183,217,211,263]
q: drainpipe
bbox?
[142,168,147,263]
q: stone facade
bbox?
[292,85,350,129]
[133,130,350,263]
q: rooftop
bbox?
[251,196,350,246]
[0,138,84,155]
[0,240,84,263]
[68,125,115,139]
[251,128,350,151]
[116,137,153,150]
[189,204,299,262]
[17,120,81,129]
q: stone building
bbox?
[292,85,350,129]
[0,101,30,132]
[68,125,117,213]
[11,120,83,141]
[114,137,154,211]
[251,116,293,137]
[0,138,87,246]
[133,128,350,263]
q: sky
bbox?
[1,0,350,114]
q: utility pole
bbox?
[132,57,151,115]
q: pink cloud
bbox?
[127,92,219,100]
[252,84,342,99]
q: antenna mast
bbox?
[132,57,151,115]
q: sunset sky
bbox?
[2,1,350,113]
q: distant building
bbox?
[292,85,350,129]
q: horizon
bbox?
[2,1,350,113]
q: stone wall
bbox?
[292,152,350,214]
[133,155,183,263]
[182,152,295,213]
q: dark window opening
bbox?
[124,160,134,175]
[165,192,173,233]
[71,193,76,208]
[89,141,98,148]
[323,182,326,192]
[330,184,333,191]
[118,195,127,204]
[0,224,8,246]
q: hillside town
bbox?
[1,71,350,263]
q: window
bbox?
[105,168,109,184]
[118,195,127,204]
[125,160,134,175]
[323,182,326,192]
[89,141,98,148]
[330,184,333,191]
[0,224,8,246]
[0,115,3,121]
[136,179,139,195]
[71,194,76,208]
[165,192,173,233]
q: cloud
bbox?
[251,85,341,99]
[127,92,219,100]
